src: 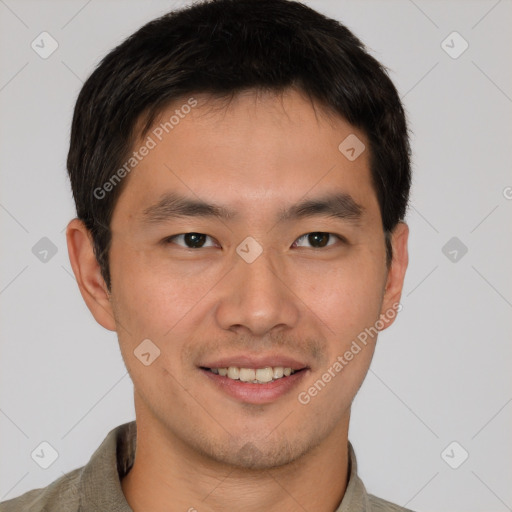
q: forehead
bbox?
[111,88,379,226]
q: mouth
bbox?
[201,365,304,383]
[198,360,310,404]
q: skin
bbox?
[66,87,408,512]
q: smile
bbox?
[200,365,309,404]
[204,366,297,383]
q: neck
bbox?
[122,407,350,512]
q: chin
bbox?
[193,427,323,471]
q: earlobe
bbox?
[66,218,117,332]
[379,222,409,330]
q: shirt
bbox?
[0,421,415,512]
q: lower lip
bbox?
[200,368,309,404]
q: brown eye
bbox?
[292,232,342,249]
[165,233,217,249]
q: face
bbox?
[70,88,408,470]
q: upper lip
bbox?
[199,354,309,371]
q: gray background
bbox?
[1,1,511,511]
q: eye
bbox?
[164,232,218,249]
[292,232,344,249]
[164,231,345,250]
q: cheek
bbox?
[110,244,210,337]
[295,262,384,417]
[296,255,385,341]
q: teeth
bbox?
[273,367,284,379]
[209,366,297,383]
[255,367,273,383]
[239,368,256,382]
[227,366,240,379]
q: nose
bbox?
[214,246,300,337]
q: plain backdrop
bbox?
[1,1,511,511]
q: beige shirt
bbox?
[0,421,414,512]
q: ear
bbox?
[66,218,117,331]
[379,221,409,330]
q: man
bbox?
[0,0,412,510]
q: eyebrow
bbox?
[141,191,364,226]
